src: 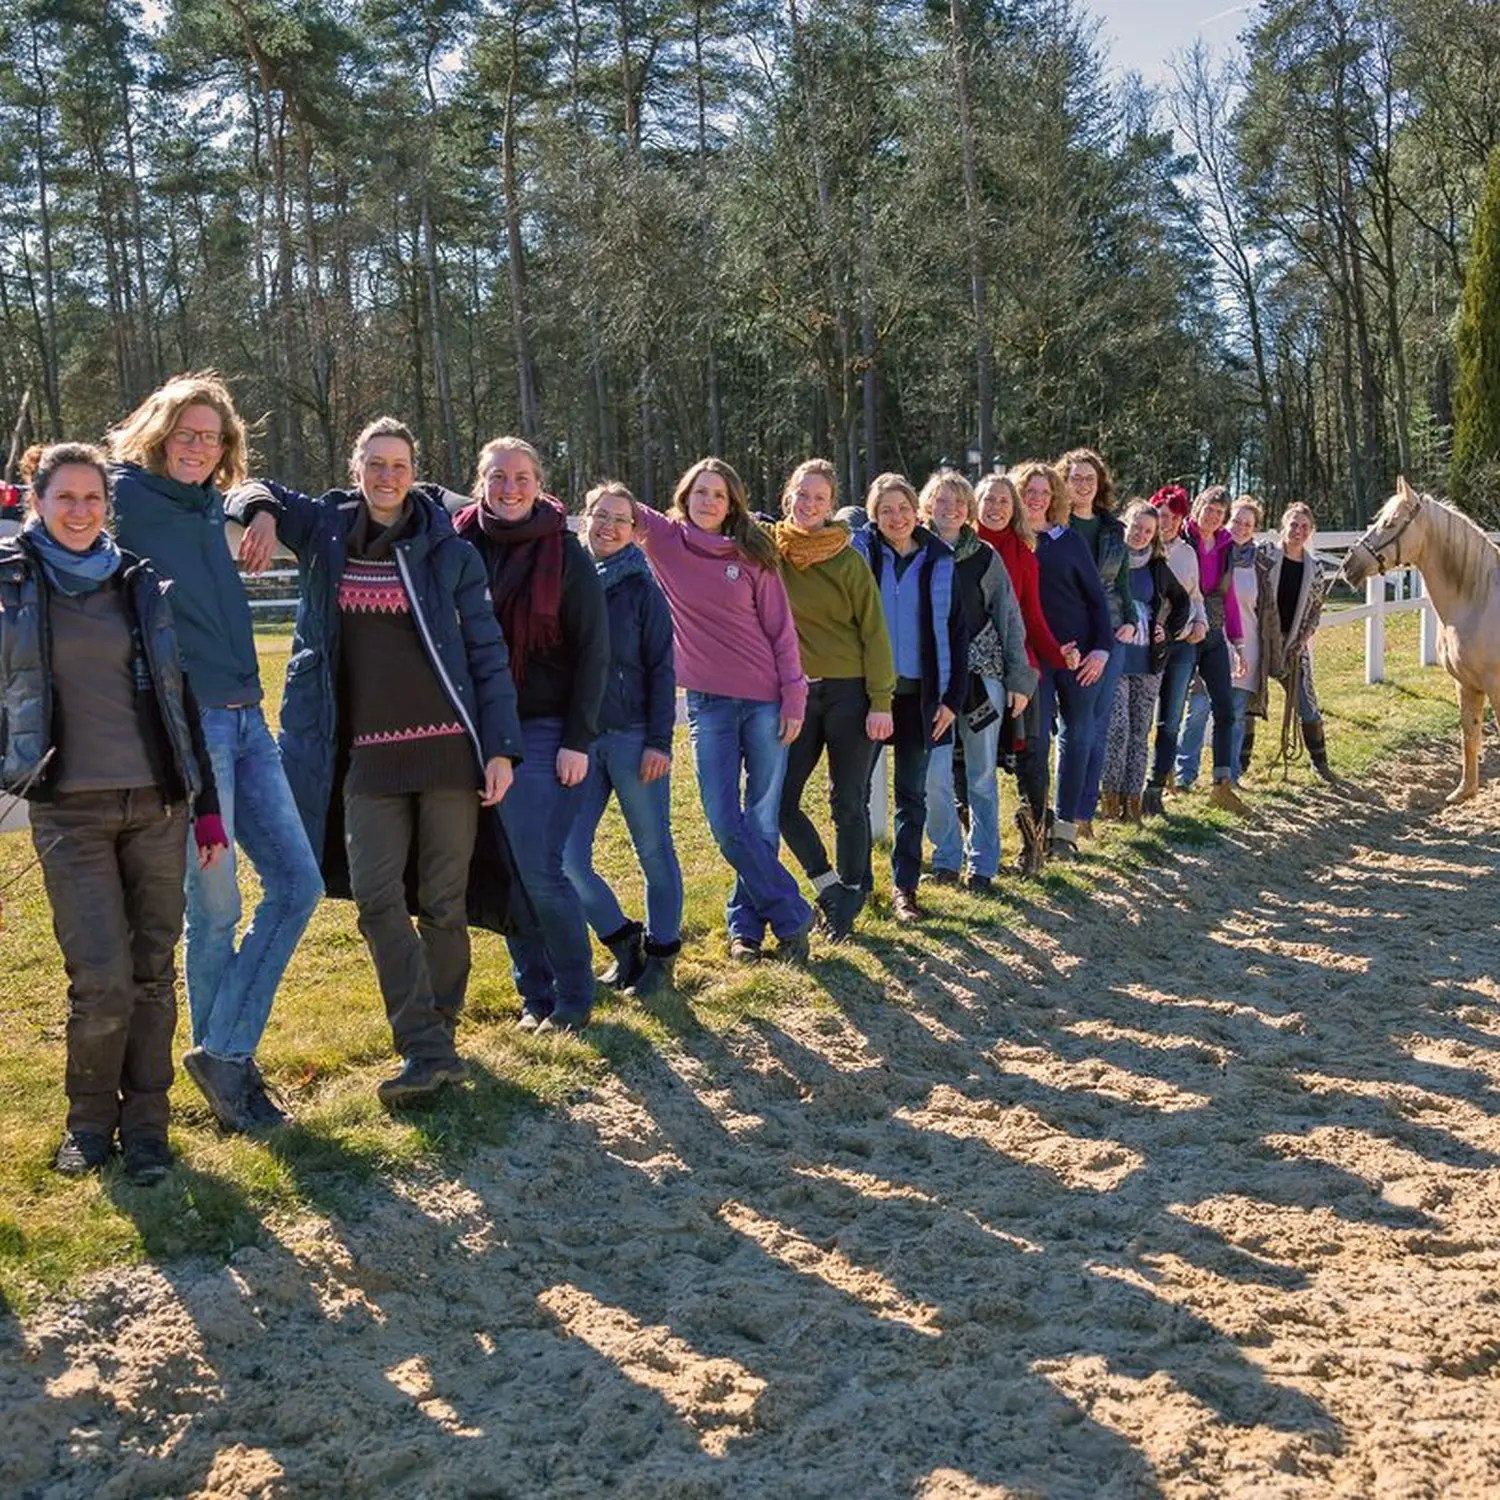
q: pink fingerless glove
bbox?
[194,814,229,856]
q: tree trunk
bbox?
[951,0,992,470]
[502,7,540,439]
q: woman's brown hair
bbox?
[670,456,777,568]
[1059,446,1116,516]
[1009,459,1070,529]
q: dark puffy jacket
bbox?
[598,560,676,754]
[850,522,968,744]
[110,463,263,708]
[1079,511,1132,631]
[1143,558,1193,672]
[0,533,218,814]
[226,481,533,934]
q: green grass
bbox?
[0,610,1463,1312]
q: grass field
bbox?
[0,611,1464,1314]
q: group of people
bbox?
[0,370,1332,1184]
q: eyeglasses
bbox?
[170,427,224,449]
[590,513,634,531]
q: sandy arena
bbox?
[2,742,1498,1499]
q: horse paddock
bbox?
[1,729,1496,1500]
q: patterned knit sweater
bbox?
[338,554,478,796]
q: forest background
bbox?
[1,0,1497,525]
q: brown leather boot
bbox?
[1125,795,1143,825]
[1098,792,1122,821]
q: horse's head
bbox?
[1341,476,1426,587]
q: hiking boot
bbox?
[1048,818,1079,860]
[1125,795,1143,825]
[1098,792,1122,821]
[53,1130,114,1177]
[376,1055,469,1105]
[536,1010,589,1036]
[728,936,762,963]
[243,1060,292,1132]
[597,921,647,988]
[182,1046,254,1134]
[891,886,921,924]
[121,1135,174,1187]
[1141,784,1165,817]
[775,921,813,965]
[1208,779,1250,816]
[1076,818,1095,840]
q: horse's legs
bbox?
[1448,681,1485,803]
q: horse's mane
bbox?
[1396,492,1500,599]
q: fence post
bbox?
[1365,574,1385,684]
[868,746,889,843]
[1417,571,1440,667]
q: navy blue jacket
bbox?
[1035,526,1113,660]
[227,480,533,933]
[850,522,968,744]
[111,463,263,708]
[598,557,676,754]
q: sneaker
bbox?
[1048,818,1079,860]
[517,1004,551,1032]
[53,1130,114,1177]
[775,922,813,965]
[535,1013,588,1036]
[891,887,921,924]
[376,1055,469,1105]
[728,936,762,963]
[242,1061,291,1132]
[820,883,863,943]
[182,1046,254,1134]
[121,1135,174,1187]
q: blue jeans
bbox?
[1176,682,1254,785]
[499,717,595,1023]
[686,692,812,944]
[1150,640,1197,785]
[186,706,323,1062]
[1152,633,1235,783]
[563,725,683,948]
[1039,665,1102,823]
[1076,642,1127,820]
[926,676,1003,878]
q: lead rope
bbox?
[1265,648,1306,780]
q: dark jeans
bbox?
[1038,664,1102,822]
[345,786,477,1061]
[887,691,933,891]
[32,788,187,1141]
[1075,641,1127,820]
[499,717,596,1023]
[780,677,879,889]
[1151,631,1235,784]
[1012,693,1048,821]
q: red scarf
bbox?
[455,495,566,685]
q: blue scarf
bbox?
[25,519,123,596]
[592,541,651,593]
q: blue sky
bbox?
[1093,0,1255,84]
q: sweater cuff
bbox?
[867,689,893,713]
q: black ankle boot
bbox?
[1302,719,1335,782]
[1239,721,1256,779]
[630,939,681,999]
[598,921,647,988]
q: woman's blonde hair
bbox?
[865,472,919,521]
[1009,459,1069,529]
[1059,447,1116,515]
[105,370,248,489]
[917,468,977,526]
[1121,498,1165,560]
[780,458,838,518]
[349,416,418,486]
[472,435,547,500]
[584,480,637,514]
[670,456,777,568]
[1230,494,1263,529]
[977,472,1034,548]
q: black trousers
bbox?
[779,677,879,889]
[32,788,186,1141]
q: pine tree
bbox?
[1450,145,1500,521]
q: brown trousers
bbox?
[31,788,186,1140]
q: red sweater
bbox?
[978,524,1069,671]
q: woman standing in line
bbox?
[919,470,1034,892]
[1250,502,1333,781]
[849,474,967,922]
[2,443,227,1183]
[109,372,322,1134]
[1058,448,1131,839]
[453,437,609,1030]
[772,460,895,942]
[632,458,814,962]
[561,483,685,997]
[1099,500,1191,822]
[1012,460,1110,861]
[230,418,526,1094]
[976,472,1071,875]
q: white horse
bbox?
[1342,477,1500,802]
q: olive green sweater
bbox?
[779,544,897,712]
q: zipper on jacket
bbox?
[132,566,196,804]
[394,548,485,764]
